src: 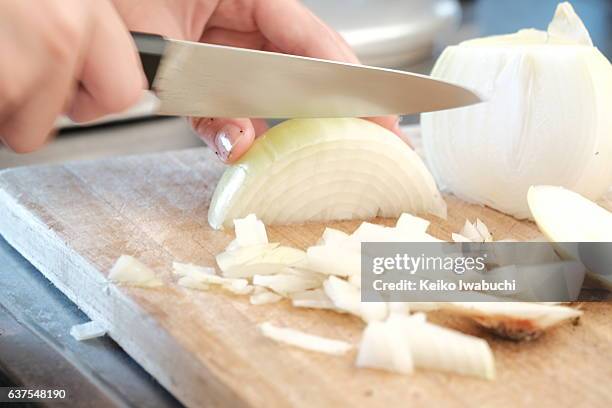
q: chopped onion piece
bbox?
[70,321,107,341]
[395,213,431,234]
[452,233,472,243]
[108,255,162,287]
[319,228,350,246]
[323,276,361,317]
[216,243,279,275]
[253,273,322,295]
[388,314,496,380]
[306,245,360,277]
[259,322,352,355]
[172,262,216,278]
[233,214,268,247]
[460,219,492,242]
[177,276,210,291]
[356,320,414,374]
[442,301,583,340]
[250,289,283,305]
[290,289,337,310]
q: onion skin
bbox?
[209,118,446,229]
[421,4,612,219]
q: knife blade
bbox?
[132,32,481,118]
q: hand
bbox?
[114,0,404,162]
[0,0,144,153]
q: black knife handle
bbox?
[131,32,166,90]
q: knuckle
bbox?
[44,10,85,63]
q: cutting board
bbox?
[0,148,610,408]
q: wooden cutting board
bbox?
[0,148,610,408]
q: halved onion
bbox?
[208,118,446,229]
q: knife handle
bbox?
[131,32,166,90]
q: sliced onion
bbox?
[387,314,496,380]
[70,321,107,341]
[108,255,162,287]
[528,185,612,287]
[290,289,337,310]
[250,288,283,305]
[233,213,268,247]
[259,322,352,355]
[208,118,446,229]
[253,273,322,295]
[528,185,612,243]
[215,243,279,275]
[356,320,414,374]
[442,301,582,340]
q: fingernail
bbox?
[215,124,244,161]
[394,117,402,131]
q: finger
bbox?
[191,117,255,163]
[0,0,87,152]
[251,119,269,137]
[253,0,358,62]
[67,0,144,123]
[199,28,267,50]
[365,116,412,146]
[0,56,76,153]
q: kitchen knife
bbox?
[132,32,481,118]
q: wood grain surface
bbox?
[0,148,610,408]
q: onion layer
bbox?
[209,118,446,229]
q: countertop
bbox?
[0,1,611,406]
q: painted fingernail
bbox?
[214,124,244,161]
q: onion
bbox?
[108,255,162,287]
[356,320,414,374]
[528,185,612,287]
[208,118,446,229]
[250,288,283,305]
[387,314,495,380]
[290,289,337,310]
[528,185,612,243]
[252,273,322,295]
[233,214,268,247]
[70,321,107,341]
[259,322,352,355]
[422,2,612,218]
[441,301,582,340]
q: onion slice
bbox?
[259,322,352,355]
[208,118,446,229]
[108,255,162,287]
[441,301,582,340]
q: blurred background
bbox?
[1,0,610,168]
